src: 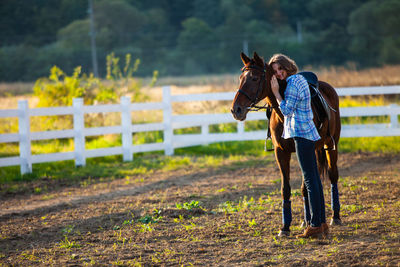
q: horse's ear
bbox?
[240,52,250,65]
[253,52,264,66]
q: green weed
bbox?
[272,236,281,246]
[327,247,339,256]
[182,222,196,231]
[61,225,75,235]
[216,188,226,193]
[138,224,154,233]
[176,200,201,210]
[59,236,80,250]
[253,229,261,237]
[351,223,361,231]
[138,209,162,224]
[294,238,307,246]
[41,194,55,200]
[20,251,40,262]
[173,215,185,223]
[33,187,42,194]
[343,204,363,213]
[271,179,280,184]
[218,201,239,213]
[218,196,269,214]
[123,219,134,225]
[248,219,257,227]
[138,215,159,224]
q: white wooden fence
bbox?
[1,85,400,174]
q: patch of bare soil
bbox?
[0,152,399,266]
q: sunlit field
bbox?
[1,64,400,182]
[1,65,400,169]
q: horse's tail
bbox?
[316,149,329,180]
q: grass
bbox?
[0,141,269,187]
[339,136,400,153]
[1,136,400,188]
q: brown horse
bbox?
[231,52,342,236]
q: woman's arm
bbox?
[271,75,300,116]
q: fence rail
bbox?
[1,85,400,174]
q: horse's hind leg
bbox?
[275,149,292,236]
[326,149,342,225]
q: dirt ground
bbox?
[0,151,399,266]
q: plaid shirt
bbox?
[279,74,320,141]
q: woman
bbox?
[269,54,328,238]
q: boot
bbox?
[296,226,322,238]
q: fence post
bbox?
[163,86,173,155]
[73,98,85,167]
[237,121,244,135]
[18,100,32,174]
[121,96,133,161]
[201,124,209,145]
[389,104,399,128]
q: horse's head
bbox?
[231,52,273,121]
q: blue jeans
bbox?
[294,137,326,227]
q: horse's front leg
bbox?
[275,148,292,236]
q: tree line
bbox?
[0,0,399,82]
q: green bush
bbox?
[33,53,152,107]
[32,53,156,130]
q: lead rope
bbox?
[264,105,274,152]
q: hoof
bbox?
[330,218,342,226]
[278,230,290,237]
[322,223,329,237]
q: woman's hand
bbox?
[271,75,280,95]
[271,75,283,104]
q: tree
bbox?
[57,19,91,49]
[280,0,309,29]
[302,0,364,65]
[0,0,86,46]
[94,0,145,49]
[192,0,224,27]
[177,18,217,74]
[348,0,400,65]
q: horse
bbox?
[231,52,342,236]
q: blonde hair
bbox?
[268,54,298,76]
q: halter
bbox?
[238,64,269,111]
